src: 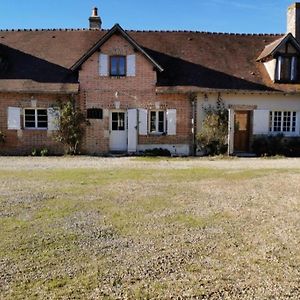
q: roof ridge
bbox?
[0,27,284,36]
[125,29,284,36]
[0,28,107,32]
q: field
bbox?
[1,156,300,299]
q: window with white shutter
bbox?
[47,108,60,131]
[149,110,165,134]
[126,54,136,76]
[7,107,21,130]
[138,108,148,135]
[253,110,269,134]
[99,53,109,76]
[24,108,48,129]
[167,109,176,135]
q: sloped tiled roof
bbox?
[0,27,299,93]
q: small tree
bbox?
[197,96,228,155]
[55,98,89,155]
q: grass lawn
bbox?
[1,156,300,299]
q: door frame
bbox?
[233,110,251,152]
[109,110,128,152]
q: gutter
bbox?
[156,86,300,95]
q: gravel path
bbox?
[1,156,300,170]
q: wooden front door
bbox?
[234,111,250,152]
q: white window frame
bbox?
[276,55,298,82]
[269,111,297,134]
[149,110,166,134]
[24,108,48,130]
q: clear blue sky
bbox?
[0,0,295,33]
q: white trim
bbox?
[291,56,297,81]
[269,110,298,136]
[149,110,165,134]
[277,56,282,81]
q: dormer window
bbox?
[276,55,298,82]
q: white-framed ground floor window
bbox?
[24,108,48,129]
[149,110,165,134]
[269,111,296,133]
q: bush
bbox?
[283,137,300,157]
[143,148,171,157]
[197,98,228,156]
[31,147,49,157]
[0,131,5,144]
[54,99,89,155]
[252,134,300,157]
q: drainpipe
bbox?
[227,108,234,156]
[227,108,231,156]
[191,97,197,156]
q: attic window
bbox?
[110,56,126,76]
[276,55,298,82]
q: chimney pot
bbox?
[89,7,102,29]
[92,7,98,17]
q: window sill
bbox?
[148,132,166,136]
[110,75,126,78]
[24,128,48,131]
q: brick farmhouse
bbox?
[1,4,300,155]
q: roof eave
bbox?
[155,86,296,95]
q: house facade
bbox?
[1,4,300,155]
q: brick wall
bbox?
[0,93,68,155]
[79,34,192,154]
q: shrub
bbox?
[143,148,171,157]
[0,131,5,144]
[197,98,228,155]
[285,138,300,157]
[31,148,38,156]
[54,99,89,155]
[31,147,49,157]
[40,148,49,157]
[251,134,300,157]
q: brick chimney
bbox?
[89,7,102,29]
[287,3,300,41]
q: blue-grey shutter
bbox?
[7,107,21,130]
[99,54,109,76]
[126,54,136,77]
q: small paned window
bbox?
[269,111,296,133]
[149,110,165,133]
[110,56,126,76]
[24,109,48,129]
[87,108,103,119]
[111,112,125,131]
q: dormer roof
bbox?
[71,24,164,72]
[257,33,300,62]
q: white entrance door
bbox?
[109,111,127,152]
[127,109,138,153]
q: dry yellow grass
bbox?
[1,156,300,299]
